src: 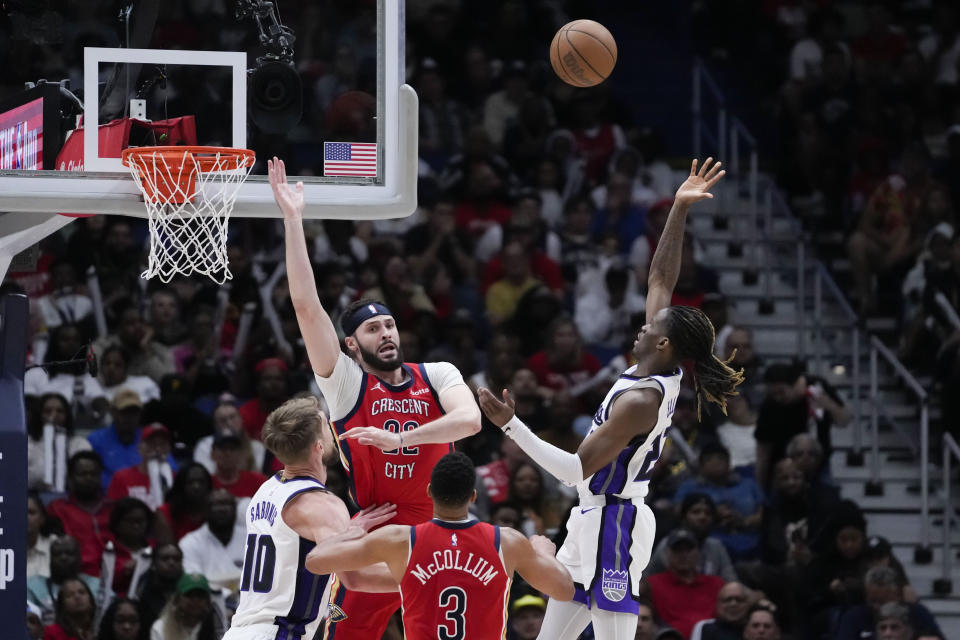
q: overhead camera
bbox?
[236,0,302,133]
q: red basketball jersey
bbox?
[333,363,452,525]
[400,519,511,640]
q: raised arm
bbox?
[501,528,575,601]
[269,157,342,377]
[645,158,725,321]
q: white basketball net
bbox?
[125,148,254,284]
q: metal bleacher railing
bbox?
[691,58,938,566]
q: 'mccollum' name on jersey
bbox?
[408,549,499,586]
[370,398,432,417]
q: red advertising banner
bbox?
[0,98,43,170]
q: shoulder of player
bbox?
[495,526,529,556]
[610,386,662,415]
[281,488,344,523]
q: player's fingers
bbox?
[705,160,722,180]
[690,158,697,176]
[705,170,726,190]
[296,181,304,193]
[699,157,713,177]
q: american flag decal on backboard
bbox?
[323,142,377,177]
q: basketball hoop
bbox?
[121,146,256,283]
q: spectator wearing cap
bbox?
[647,527,726,639]
[106,423,177,510]
[179,488,247,591]
[87,389,145,488]
[238,358,289,441]
[690,582,752,640]
[150,573,224,640]
[741,606,782,640]
[509,594,546,640]
[156,462,213,543]
[194,402,266,476]
[755,363,848,489]
[674,443,764,560]
[47,452,114,577]
[648,493,738,582]
[834,566,942,640]
[210,429,267,499]
[93,303,176,383]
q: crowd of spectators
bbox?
[694,0,960,442]
[1,1,949,639]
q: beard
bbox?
[357,341,404,371]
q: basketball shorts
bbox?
[555,495,656,615]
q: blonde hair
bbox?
[261,396,325,465]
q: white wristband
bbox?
[502,415,584,487]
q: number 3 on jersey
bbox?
[437,586,466,640]
[383,419,419,455]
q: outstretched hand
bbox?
[267,157,305,220]
[675,157,725,206]
[354,503,398,532]
[339,426,403,452]
[477,387,516,428]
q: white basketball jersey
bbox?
[579,365,682,501]
[227,473,333,640]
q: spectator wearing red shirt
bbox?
[454,161,513,237]
[647,528,726,639]
[481,213,564,295]
[107,498,154,596]
[106,424,174,511]
[156,462,213,543]
[47,452,113,577]
[525,319,602,411]
[239,358,289,440]
[210,430,267,499]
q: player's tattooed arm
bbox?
[645,157,725,321]
[269,157,342,377]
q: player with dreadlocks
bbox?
[479,157,742,640]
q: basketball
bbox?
[550,20,617,87]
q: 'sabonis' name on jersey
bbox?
[408,548,500,586]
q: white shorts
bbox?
[555,496,656,614]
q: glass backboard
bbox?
[0,0,416,220]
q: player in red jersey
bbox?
[269,158,483,639]
[306,452,575,640]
